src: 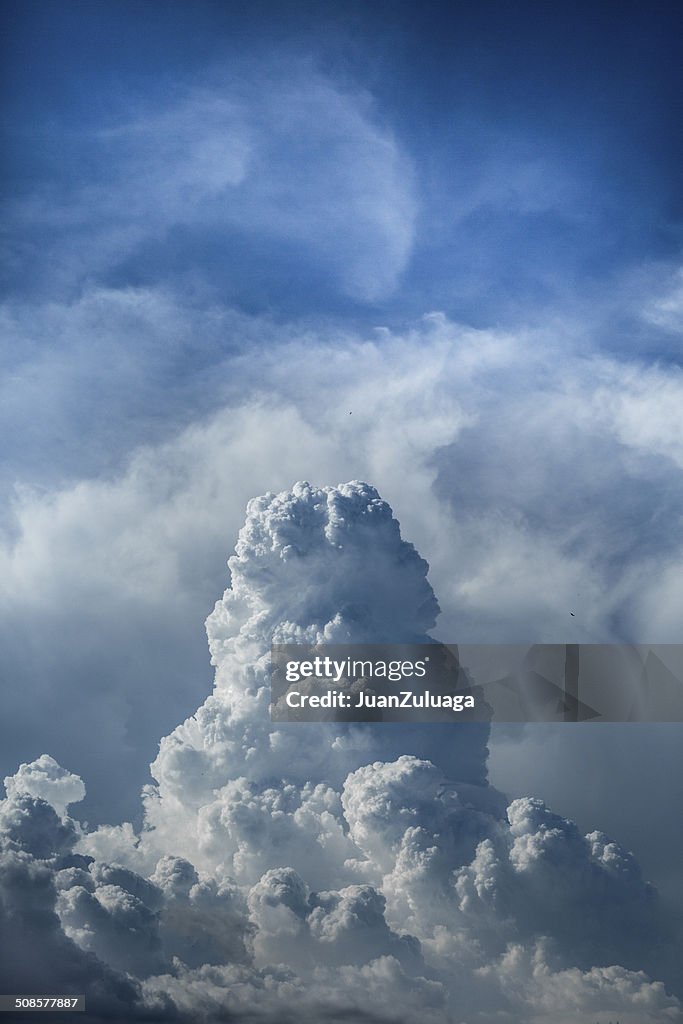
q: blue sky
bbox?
[1,0,683,975]
[3,0,682,323]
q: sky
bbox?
[1,2,683,1022]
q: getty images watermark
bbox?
[283,652,475,713]
[271,644,683,723]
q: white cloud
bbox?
[3,17,682,1020]
[1,477,681,1020]
[57,880,167,979]
[642,268,683,334]
[593,358,683,470]
[480,942,683,1024]
[0,841,146,1021]
[8,65,416,302]
[2,309,683,826]
[4,755,85,817]
[0,794,79,861]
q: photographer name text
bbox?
[284,688,475,712]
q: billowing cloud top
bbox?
[208,479,440,653]
[1,483,681,1023]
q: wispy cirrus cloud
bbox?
[4,64,416,304]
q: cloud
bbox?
[137,480,489,883]
[0,847,149,1023]
[0,794,79,862]
[4,755,85,817]
[248,867,422,973]
[6,65,416,303]
[479,942,683,1024]
[0,783,152,1021]
[2,309,683,828]
[454,797,661,974]
[141,955,448,1024]
[642,268,683,335]
[3,11,682,1019]
[56,880,167,979]
[1,481,681,1020]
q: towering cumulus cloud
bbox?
[1,483,681,1023]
